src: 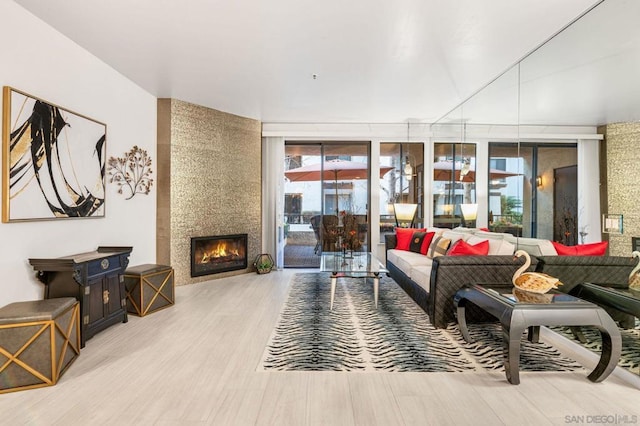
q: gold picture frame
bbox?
[2,87,106,222]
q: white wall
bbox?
[0,0,157,306]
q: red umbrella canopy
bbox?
[285,159,393,182]
[433,160,519,182]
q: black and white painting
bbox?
[2,87,106,222]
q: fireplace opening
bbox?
[191,234,248,277]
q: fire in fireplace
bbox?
[191,234,248,277]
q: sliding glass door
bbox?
[283,142,370,268]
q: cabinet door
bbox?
[104,273,123,316]
[87,277,105,326]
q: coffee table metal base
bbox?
[330,273,380,310]
[454,285,622,385]
[320,253,388,311]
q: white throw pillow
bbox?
[515,238,558,256]
[441,230,471,245]
[467,235,515,255]
[473,230,518,244]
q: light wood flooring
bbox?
[2,269,639,425]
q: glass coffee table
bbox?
[320,252,388,310]
[453,283,622,385]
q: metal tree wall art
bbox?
[107,145,154,199]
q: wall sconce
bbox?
[536,176,542,188]
[460,203,478,228]
[393,203,418,228]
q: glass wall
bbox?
[489,143,577,238]
[488,143,527,236]
[432,142,476,228]
[379,143,424,236]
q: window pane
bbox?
[380,143,424,235]
[433,143,476,228]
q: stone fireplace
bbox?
[191,234,248,277]
[157,99,261,285]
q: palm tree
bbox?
[501,195,522,224]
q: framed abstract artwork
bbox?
[2,87,106,222]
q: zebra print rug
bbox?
[550,320,640,375]
[259,273,582,373]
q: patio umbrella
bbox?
[285,159,393,215]
[433,160,520,183]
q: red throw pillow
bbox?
[420,232,436,255]
[395,227,426,251]
[447,239,490,256]
[552,241,608,256]
[551,241,575,255]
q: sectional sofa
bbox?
[384,227,637,328]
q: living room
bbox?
[1,0,639,424]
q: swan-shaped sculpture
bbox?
[629,251,640,289]
[512,250,562,293]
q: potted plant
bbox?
[253,253,274,274]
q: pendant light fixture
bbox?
[459,122,470,181]
[404,122,413,181]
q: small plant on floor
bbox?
[253,254,274,274]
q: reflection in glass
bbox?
[380,143,424,236]
[489,143,577,239]
[432,142,476,229]
[393,203,418,228]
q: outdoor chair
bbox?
[310,215,322,254]
[321,215,340,252]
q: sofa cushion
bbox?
[394,251,433,277]
[441,230,471,245]
[448,239,490,256]
[386,249,403,267]
[410,265,432,291]
[408,231,436,255]
[395,227,426,251]
[427,227,446,234]
[551,241,608,256]
[427,236,451,258]
[472,230,518,245]
[451,227,476,234]
[515,237,558,256]
[467,235,515,255]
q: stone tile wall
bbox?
[599,122,640,256]
[157,99,262,285]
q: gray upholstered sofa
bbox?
[385,227,638,329]
[384,228,546,328]
[535,255,639,327]
[535,255,638,293]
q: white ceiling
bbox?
[13,0,640,126]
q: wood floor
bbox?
[2,269,638,425]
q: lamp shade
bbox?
[460,203,478,221]
[393,203,418,227]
